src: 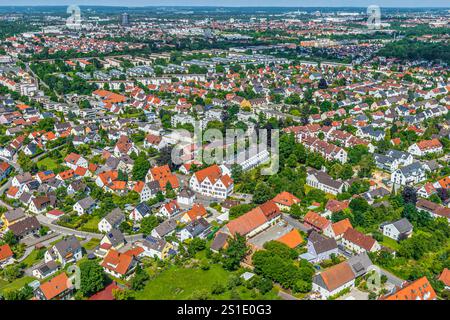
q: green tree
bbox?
[79,260,106,296]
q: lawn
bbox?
[83,238,100,250]
[20,248,46,268]
[79,216,101,232]
[134,264,230,300]
[133,264,279,300]
[0,276,35,295]
[36,157,59,171]
[380,236,401,251]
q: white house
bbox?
[189,164,234,200]
[391,162,426,186]
[98,208,125,233]
[73,196,96,216]
[381,218,413,241]
[44,236,82,267]
[408,139,443,157]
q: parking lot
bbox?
[248,222,292,249]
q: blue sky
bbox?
[4,1,450,7]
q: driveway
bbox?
[282,213,309,233]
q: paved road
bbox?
[36,214,144,242]
[278,291,299,300]
[282,213,309,233]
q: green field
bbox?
[79,216,101,232]
[20,248,46,268]
[133,264,279,300]
[37,157,59,171]
[0,276,35,295]
[83,238,101,250]
[380,236,401,251]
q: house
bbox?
[100,229,126,250]
[177,217,212,242]
[438,268,450,290]
[312,261,356,299]
[64,153,89,170]
[0,244,14,267]
[381,218,413,241]
[408,139,443,157]
[324,218,353,240]
[28,196,51,214]
[129,202,152,221]
[362,187,391,204]
[189,164,234,200]
[98,208,125,233]
[8,216,41,238]
[416,198,450,222]
[44,236,82,267]
[0,161,12,180]
[1,208,26,231]
[391,162,426,186]
[222,200,281,239]
[300,231,338,263]
[275,229,303,248]
[35,273,73,300]
[374,150,414,173]
[73,196,96,216]
[306,168,348,195]
[67,180,87,195]
[32,261,59,279]
[303,211,331,232]
[158,200,181,219]
[341,228,380,254]
[101,250,137,279]
[272,191,301,211]
[146,165,180,191]
[177,188,195,206]
[381,276,436,300]
[135,236,173,260]
[323,199,349,217]
[179,203,208,223]
[11,172,32,188]
[135,180,161,202]
[151,219,177,239]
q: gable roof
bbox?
[383,277,436,300]
[342,228,377,251]
[304,211,330,231]
[0,244,13,261]
[314,261,355,292]
[331,218,353,237]
[276,229,303,248]
[39,273,72,300]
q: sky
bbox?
[3,1,450,8]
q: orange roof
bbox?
[0,244,13,261]
[438,176,450,189]
[110,181,127,190]
[64,152,81,164]
[272,191,300,207]
[39,273,72,300]
[0,162,10,172]
[384,277,436,300]
[6,186,19,197]
[133,181,145,193]
[74,166,87,176]
[37,171,55,182]
[332,218,352,237]
[342,228,376,251]
[438,268,450,287]
[304,211,330,231]
[88,163,98,173]
[58,169,74,180]
[320,262,355,292]
[124,247,144,257]
[101,250,134,276]
[416,138,442,151]
[226,208,268,237]
[185,203,207,221]
[276,229,303,248]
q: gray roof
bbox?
[104,229,125,247]
[4,208,25,223]
[386,218,413,234]
[210,232,229,252]
[142,236,167,252]
[153,219,177,237]
[9,216,41,237]
[185,217,211,237]
[308,168,344,190]
[35,261,59,277]
[104,208,125,226]
[77,196,96,210]
[308,231,338,254]
[347,252,373,277]
[54,236,82,257]
[398,162,424,176]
